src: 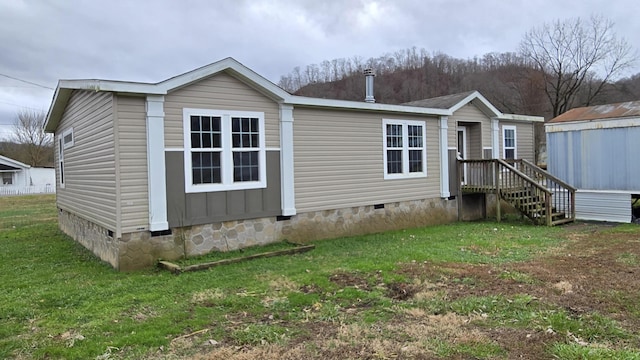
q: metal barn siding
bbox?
[547,126,640,191]
[575,191,631,223]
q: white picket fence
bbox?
[0,185,55,196]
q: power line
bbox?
[0,73,54,90]
[0,100,46,112]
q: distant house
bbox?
[44,57,543,270]
[0,155,55,196]
[546,101,640,222]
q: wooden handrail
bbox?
[520,159,576,192]
[458,158,576,226]
[494,159,551,194]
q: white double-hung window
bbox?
[183,109,266,193]
[382,119,427,179]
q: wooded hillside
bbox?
[279,48,640,120]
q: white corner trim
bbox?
[279,104,296,216]
[146,95,169,231]
[439,116,450,198]
[500,113,545,122]
[491,118,500,159]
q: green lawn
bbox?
[1,195,639,359]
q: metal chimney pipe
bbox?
[364,68,375,103]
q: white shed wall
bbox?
[575,191,631,223]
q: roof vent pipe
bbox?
[364,68,375,103]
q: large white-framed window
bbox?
[183,108,266,193]
[382,119,427,179]
[502,125,517,159]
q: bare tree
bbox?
[11,109,53,166]
[520,15,635,117]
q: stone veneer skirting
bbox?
[58,197,458,271]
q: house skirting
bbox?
[59,197,458,271]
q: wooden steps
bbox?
[459,159,576,226]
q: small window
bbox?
[62,128,74,149]
[183,109,266,193]
[383,119,427,179]
[502,126,517,160]
[58,137,65,188]
[1,172,12,185]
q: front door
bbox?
[457,126,467,183]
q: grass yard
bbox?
[1,195,640,359]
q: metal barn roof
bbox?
[549,100,640,123]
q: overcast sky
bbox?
[1,0,638,139]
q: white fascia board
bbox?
[287,96,450,116]
[44,86,70,133]
[58,79,162,94]
[449,91,503,118]
[0,155,31,169]
[159,58,290,100]
[499,114,545,122]
[545,117,640,133]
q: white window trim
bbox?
[62,127,74,149]
[183,108,267,193]
[382,119,427,180]
[502,125,517,159]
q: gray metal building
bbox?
[546,101,640,223]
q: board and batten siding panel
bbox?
[56,90,117,231]
[116,95,150,233]
[293,107,440,213]
[450,104,490,149]
[500,121,534,162]
[164,72,280,149]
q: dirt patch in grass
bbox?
[328,270,374,290]
[169,223,640,359]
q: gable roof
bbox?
[549,100,640,123]
[45,57,542,132]
[404,91,504,119]
[0,155,30,170]
[403,91,477,109]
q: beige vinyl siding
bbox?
[164,72,280,149]
[116,95,149,233]
[293,107,440,213]
[500,121,534,161]
[450,104,491,149]
[468,125,482,159]
[56,90,117,231]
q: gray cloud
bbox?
[0,0,638,126]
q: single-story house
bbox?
[546,100,640,222]
[44,57,543,270]
[0,155,55,196]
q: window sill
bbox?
[185,180,267,193]
[383,172,427,180]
